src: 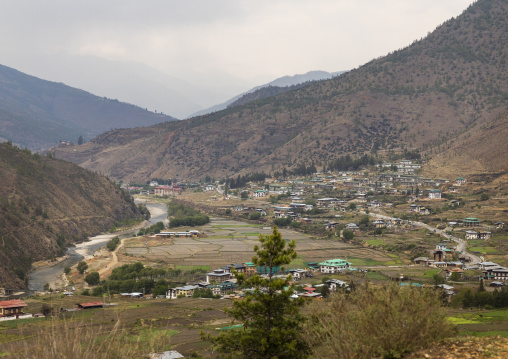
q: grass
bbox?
[422,268,442,278]
[241,232,261,236]
[212,224,263,228]
[347,257,386,266]
[175,265,211,271]
[288,257,307,269]
[468,247,502,255]
[366,239,384,246]
[365,271,388,280]
[460,330,508,337]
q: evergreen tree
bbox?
[208,226,310,358]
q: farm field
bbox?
[0,295,232,357]
[122,218,398,271]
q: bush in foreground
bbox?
[303,284,455,359]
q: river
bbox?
[27,202,168,292]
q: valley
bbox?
[0,0,507,357]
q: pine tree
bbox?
[208,226,310,358]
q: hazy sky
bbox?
[0,0,473,115]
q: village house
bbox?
[326,279,348,291]
[428,189,442,200]
[166,285,199,299]
[436,243,448,251]
[0,299,27,317]
[223,263,246,274]
[287,268,308,280]
[316,198,338,207]
[465,230,478,240]
[319,258,351,273]
[77,301,103,309]
[207,281,238,296]
[479,231,492,240]
[346,223,360,232]
[483,267,508,281]
[413,257,434,266]
[456,177,467,185]
[252,190,268,198]
[206,269,232,283]
[372,220,386,229]
[463,217,481,227]
[496,222,505,229]
[153,185,182,196]
[446,268,464,280]
[244,262,257,276]
[324,222,339,231]
[479,262,500,270]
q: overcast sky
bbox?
[0,0,473,115]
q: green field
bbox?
[348,257,386,266]
[212,224,263,228]
[365,271,388,280]
[468,246,502,255]
[175,265,211,271]
[366,239,385,246]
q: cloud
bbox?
[0,0,472,90]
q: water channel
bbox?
[27,202,168,292]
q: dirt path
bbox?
[98,236,130,278]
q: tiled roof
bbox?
[0,299,27,309]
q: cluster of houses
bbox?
[165,258,356,300]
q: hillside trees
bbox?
[208,226,310,358]
[167,201,209,228]
[77,261,88,274]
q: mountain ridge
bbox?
[0,63,178,150]
[55,0,508,182]
[189,70,345,118]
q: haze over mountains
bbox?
[7,54,253,119]
[0,64,177,150]
[55,0,508,182]
[190,70,345,118]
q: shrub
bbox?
[77,261,88,274]
[106,236,121,251]
[303,284,455,358]
[84,272,100,286]
[249,212,261,220]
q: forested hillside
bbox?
[0,143,143,288]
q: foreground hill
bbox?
[56,0,508,181]
[0,143,142,288]
[0,64,177,150]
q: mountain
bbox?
[0,142,143,288]
[55,0,508,182]
[189,70,345,118]
[6,55,252,119]
[0,63,177,150]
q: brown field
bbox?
[121,217,401,271]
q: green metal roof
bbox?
[318,259,351,267]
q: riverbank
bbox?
[28,201,167,292]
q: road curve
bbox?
[365,211,481,265]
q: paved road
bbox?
[365,211,481,265]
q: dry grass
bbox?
[303,284,456,359]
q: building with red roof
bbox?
[0,299,27,317]
[77,301,104,309]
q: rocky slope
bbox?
[0,143,142,288]
[55,0,508,182]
